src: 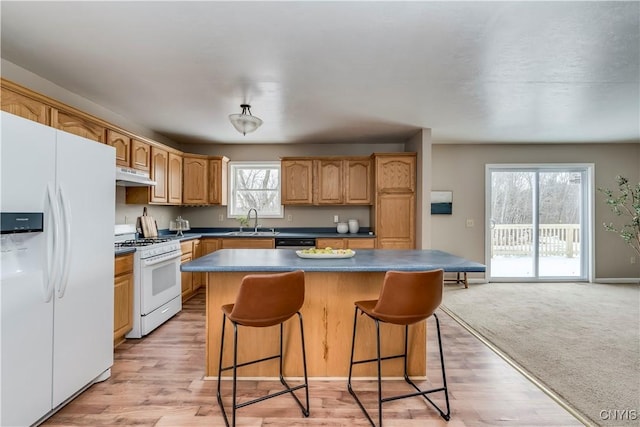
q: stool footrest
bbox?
[351,353,404,366]
[235,383,308,410]
[219,354,280,372]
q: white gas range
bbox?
[115,225,182,338]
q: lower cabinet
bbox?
[114,253,134,347]
[316,237,376,249]
[220,238,275,249]
[180,240,196,302]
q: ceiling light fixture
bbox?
[229,104,263,136]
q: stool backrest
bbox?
[229,270,305,326]
[372,269,444,325]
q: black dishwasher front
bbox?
[275,237,316,250]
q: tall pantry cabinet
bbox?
[372,153,416,249]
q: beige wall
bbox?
[431,143,640,280]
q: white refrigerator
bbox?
[1,111,115,426]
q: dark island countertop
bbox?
[181,248,486,273]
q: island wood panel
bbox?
[205,271,425,378]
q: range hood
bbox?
[115,167,156,187]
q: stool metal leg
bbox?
[347,307,451,426]
[217,312,310,427]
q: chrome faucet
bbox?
[247,208,259,232]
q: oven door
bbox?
[139,252,181,316]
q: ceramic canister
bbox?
[348,219,360,234]
[337,222,349,233]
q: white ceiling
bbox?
[1,1,639,145]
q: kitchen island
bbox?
[181,249,485,378]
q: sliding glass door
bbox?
[486,165,592,281]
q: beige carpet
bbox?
[441,282,640,427]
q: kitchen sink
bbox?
[225,231,280,236]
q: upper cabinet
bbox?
[1,85,49,125]
[106,130,131,167]
[131,139,151,171]
[183,155,208,205]
[150,146,169,203]
[315,159,344,204]
[281,159,314,204]
[207,156,228,205]
[51,108,105,143]
[168,152,183,205]
[344,157,373,204]
[183,155,228,206]
[282,157,372,206]
[107,130,151,171]
[375,154,416,193]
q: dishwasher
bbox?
[275,237,317,250]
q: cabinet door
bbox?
[208,157,228,205]
[113,272,133,344]
[180,240,194,256]
[201,238,220,255]
[375,154,416,193]
[1,87,49,124]
[346,238,376,249]
[193,239,203,291]
[315,160,343,204]
[183,156,208,205]
[106,129,131,167]
[281,159,313,204]
[168,152,183,205]
[376,193,415,249]
[345,158,372,204]
[51,108,105,143]
[316,238,346,249]
[180,253,193,301]
[131,139,150,171]
[150,146,168,203]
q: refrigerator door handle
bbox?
[56,185,72,298]
[44,184,59,302]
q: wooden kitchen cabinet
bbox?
[114,253,134,347]
[192,239,204,292]
[208,156,229,205]
[126,146,184,205]
[220,238,275,249]
[168,152,183,205]
[316,237,376,249]
[315,159,343,204]
[1,85,49,125]
[106,129,131,167]
[180,240,196,302]
[375,153,416,193]
[131,139,150,171]
[372,153,416,249]
[201,238,220,255]
[150,146,169,203]
[281,159,313,204]
[345,157,373,204]
[51,108,105,143]
[183,155,208,205]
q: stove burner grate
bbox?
[115,237,172,248]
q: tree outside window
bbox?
[228,162,283,218]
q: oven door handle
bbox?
[142,252,182,267]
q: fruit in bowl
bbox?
[300,247,354,255]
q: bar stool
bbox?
[347,269,450,426]
[217,270,309,427]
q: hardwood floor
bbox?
[43,288,582,427]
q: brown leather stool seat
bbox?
[347,269,450,426]
[217,270,309,427]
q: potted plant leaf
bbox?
[598,175,640,256]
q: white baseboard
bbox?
[593,278,640,284]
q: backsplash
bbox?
[115,187,370,231]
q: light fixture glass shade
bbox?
[229,104,263,135]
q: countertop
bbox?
[114,228,375,256]
[181,248,486,273]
